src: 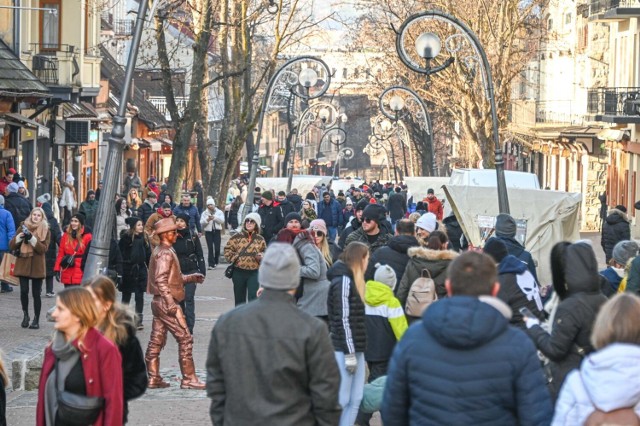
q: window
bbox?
[41,1,61,50]
[342,68,348,79]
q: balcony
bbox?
[588,0,640,21]
[114,19,134,37]
[32,54,59,85]
[587,87,640,123]
[509,99,587,128]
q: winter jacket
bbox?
[342,207,354,225]
[118,233,151,293]
[37,328,124,426]
[344,226,391,255]
[9,224,50,279]
[223,230,266,271]
[496,255,545,327]
[294,233,330,317]
[54,229,92,284]
[140,200,159,225]
[119,321,148,423]
[552,343,640,426]
[526,242,608,398]
[327,261,366,354]
[0,206,15,251]
[286,193,303,212]
[386,192,406,220]
[600,266,624,296]
[397,247,459,306]
[278,198,296,218]
[494,235,538,283]
[601,208,630,262]
[79,199,98,229]
[365,234,419,286]
[338,216,361,250]
[59,184,76,212]
[443,214,468,252]
[318,199,343,228]
[425,196,443,220]
[173,203,202,233]
[206,289,341,426]
[200,207,225,232]
[364,280,407,362]
[382,296,553,426]
[173,228,206,275]
[115,212,130,238]
[42,203,61,277]
[123,174,142,195]
[142,183,160,201]
[258,203,284,243]
[4,193,31,228]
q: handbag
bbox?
[55,360,105,426]
[224,239,255,279]
[0,252,19,286]
[61,242,80,270]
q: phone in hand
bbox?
[519,307,535,319]
[22,224,28,234]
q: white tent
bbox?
[256,176,332,195]
[330,178,365,194]
[404,177,450,202]
[443,185,582,287]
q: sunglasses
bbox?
[363,218,376,223]
[245,219,255,224]
[312,230,325,237]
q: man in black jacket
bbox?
[601,205,630,264]
[338,199,368,250]
[386,187,406,231]
[276,191,296,217]
[344,204,391,255]
[258,191,284,243]
[4,182,31,227]
[286,188,303,212]
[206,243,341,425]
[365,219,418,288]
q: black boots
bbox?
[29,317,39,329]
[137,314,144,331]
[21,311,30,328]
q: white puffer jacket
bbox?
[200,207,225,231]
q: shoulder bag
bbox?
[54,359,105,426]
[224,238,255,279]
[60,242,80,270]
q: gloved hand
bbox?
[29,236,37,247]
[525,317,540,329]
[345,353,357,375]
[15,234,24,243]
[54,271,60,282]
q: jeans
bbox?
[335,352,366,426]
[205,230,221,267]
[45,276,54,294]
[20,277,43,319]
[122,288,145,316]
[231,268,259,306]
[328,226,338,243]
[179,282,196,334]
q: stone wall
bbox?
[584,157,608,231]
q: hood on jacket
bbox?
[387,235,420,254]
[365,280,395,306]
[327,260,353,281]
[606,209,629,225]
[407,246,459,262]
[41,202,55,220]
[564,242,601,295]
[579,344,640,411]
[498,255,528,275]
[423,296,510,349]
[442,214,461,228]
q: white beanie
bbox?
[416,212,437,233]
[37,193,51,204]
[374,263,397,290]
[65,172,75,183]
[207,197,215,206]
[245,212,262,229]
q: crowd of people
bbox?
[3,170,640,425]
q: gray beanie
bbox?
[374,263,397,290]
[613,240,638,266]
[259,243,301,290]
[495,213,517,237]
[0,195,5,207]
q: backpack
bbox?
[405,269,437,317]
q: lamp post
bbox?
[371,114,400,182]
[316,127,347,176]
[286,101,345,193]
[83,0,149,281]
[244,57,331,219]
[396,10,509,213]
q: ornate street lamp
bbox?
[371,114,400,182]
[244,57,331,218]
[286,101,345,192]
[396,10,509,213]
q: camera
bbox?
[22,224,32,240]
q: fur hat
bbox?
[416,213,437,233]
[495,213,517,237]
[259,243,301,290]
[374,263,397,289]
[245,212,262,229]
[154,217,177,234]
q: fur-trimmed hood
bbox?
[407,246,459,261]
[606,208,629,224]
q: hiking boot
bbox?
[21,311,30,328]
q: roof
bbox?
[62,102,99,120]
[133,70,186,98]
[0,39,50,99]
[99,45,170,130]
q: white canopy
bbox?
[330,178,365,194]
[256,176,333,195]
[404,177,450,202]
[443,185,582,287]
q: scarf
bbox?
[20,217,48,257]
[302,208,317,220]
[44,331,81,426]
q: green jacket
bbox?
[365,280,408,341]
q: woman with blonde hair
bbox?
[0,351,6,425]
[36,286,123,426]
[309,219,340,267]
[327,241,369,426]
[85,276,147,423]
[553,293,640,424]
[10,207,51,329]
[127,188,141,217]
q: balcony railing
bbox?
[32,54,59,85]
[509,99,587,127]
[589,0,640,17]
[114,19,134,36]
[588,87,640,119]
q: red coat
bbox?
[54,229,92,284]
[36,327,124,426]
[425,197,444,221]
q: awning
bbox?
[141,138,162,151]
[596,128,630,141]
[559,126,602,139]
[62,102,99,120]
[1,113,49,138]
[159,138,173,147]
[0,39,50,99]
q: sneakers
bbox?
[46,292,55,298]
[208,265,216,270]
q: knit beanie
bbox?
[483,238,509,263]
[72,212,85,226]
[7,182,18,193]
[285,212,302,225]
[362,204,387,223]
[207,197,215,206]
[613,240,639,266]
[495,213,517,237]
[259,243,301,290]
[416,213,437,233]
[245,212,262,229]
[37,193,51,204]
[309,219,327,235]
[125,216,141,229]
[374,263,397,289]
[356,199,369,212]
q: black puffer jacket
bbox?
[327,260,366,354]
[4,193,31,229]
[365,235,419,287]
[258,203,284,243]
[42,203,61,277]
[173,227,206,275]
[601,208,630,262]
[338,216,362,250]
[442,214,468,252]
[118,232,151,293]
[526,242,607,399]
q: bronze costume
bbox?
[144,218,205,390]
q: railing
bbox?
[32,54,59,85]
[148,97,188,121]
[587,87,640,116]
[509,99,587,126]
[114,19,134,36]
[589,0,640,15]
